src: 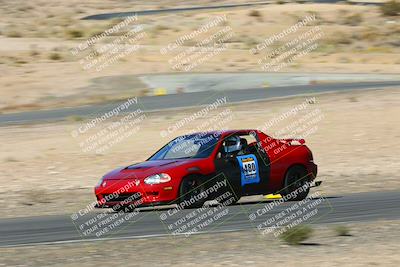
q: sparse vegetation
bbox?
[338,56,352,63]
[66,29,84,39]
[358,27,381,42]
[280,225,313,245]
[343,13,363,26]
[29,49,40,57]
[248,10,262,18]
[154,25,170,32]
[6,30,22,38]
[29,45,40,57]
[243,36,259,48]
[49,52,62,61]
[348,96,358,102]
[381,0,400,16]
[327,31,352,46]
[315,43,336,54]
[364,46,392,53]
[334,225,351,236]
[22,189,54,205]
[14,59,28,65]
[67,115,84,122]
[4,156,19,162]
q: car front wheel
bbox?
[179,175,207,209]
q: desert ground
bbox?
[1,0,400,265]
[1,220,399,266]
[0,88,399,218]
[0,1,399,112]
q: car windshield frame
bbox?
[147,133,221,161]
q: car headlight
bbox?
[144,173,171,185]
[96,177,105,188]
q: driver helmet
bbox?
[224,136,242,153]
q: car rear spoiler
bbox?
[279,138,305,145]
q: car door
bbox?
[246,135,270,194]
[213,134,270,197]
[214,149,243,197]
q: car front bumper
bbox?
[94,179,178,208]
[309,162,318,179]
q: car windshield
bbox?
[148,133,221,160]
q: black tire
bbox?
[224,187,241,206]
[282,165,310,201]
[179,175,207,209]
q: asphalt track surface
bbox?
[82,0,381,20]
[1,81,400,126]
[0,190,399,247]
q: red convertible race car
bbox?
[95,130,319,210]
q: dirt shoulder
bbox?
[0,88,399,218]
[1,220,399,266]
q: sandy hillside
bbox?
[0,1,399,112]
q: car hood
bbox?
[103,159,200,180]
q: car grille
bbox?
[103,193,141,203]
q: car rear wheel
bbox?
[179,175,207,209]
[282,165,310,201]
